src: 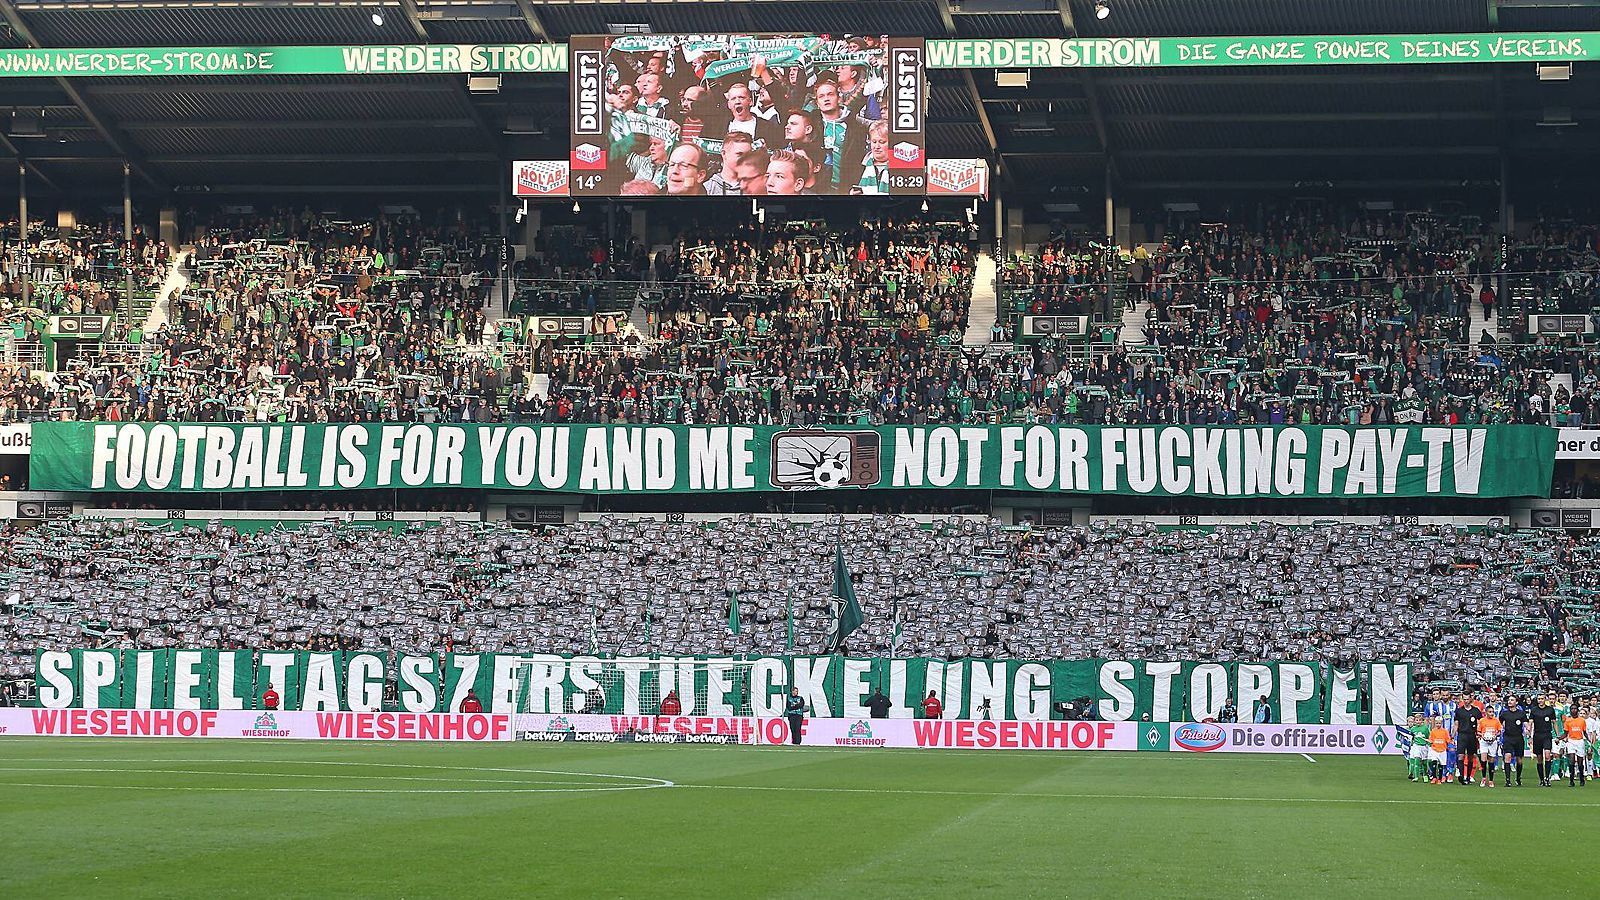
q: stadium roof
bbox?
[0,0,1597,207]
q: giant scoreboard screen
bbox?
[569,34,927,197]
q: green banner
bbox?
[923,32,1599,69]
[0,43,567,78]
[0,33,1591,78]
[33,650,1412,724]
[1091,660,1328,724]
[31,422,1554,498]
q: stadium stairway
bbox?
[117,282,161,334]
[649,245,674,286]
[1468,296,1500,346]
[629,293,652,335]
[142,247,191,335]
[962,250,998,346]
[474,273,510,352]
[483,273,508,323]
[1119,297,1152,346]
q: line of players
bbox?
[1406,691,1597,787]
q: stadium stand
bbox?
[1000,210,1600,427]
[525,219,976,425]
[3,516,1597,703]
[4,210,1595,428]
[5,3,1600,894]
[0,5,1595,720]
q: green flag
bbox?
[832,547,863,649]
[727,590,740,635]
[891,598,903,656]
[785,595,794,651]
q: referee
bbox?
[1453,697,1482,785]
[785,687,807,746]
[1502,696,1529,786]
[1530,695,1558,787]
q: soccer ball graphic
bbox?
[770,430,879,490]
[812,456,850,487]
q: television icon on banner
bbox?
[572,143,606,171]
[889,141,924,170]
[769,429,881,490]
[513,160,570,197]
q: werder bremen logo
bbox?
[847,720,873,739]
[1138,722,1170,751]
[1373,729,1389,753]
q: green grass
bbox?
[0,738,1593,898]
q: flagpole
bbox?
[833,511,843,654]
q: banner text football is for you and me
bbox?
[31,423,1554,498]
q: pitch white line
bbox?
[0,758,675,794]
[0,782,661,795]
[1301,754,1317,763]
[672,782,1600,808]
[0,757,662,781]
[0,766,614,786]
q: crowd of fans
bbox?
[0,207,1595,430]
[29,212,506,423]
[1,219,168,321]
[1002,211,1600,427]
[2,517,1596,702]
[515,218,977,425]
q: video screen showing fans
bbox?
[569,34,926,197]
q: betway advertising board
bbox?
[29,422,1554,498]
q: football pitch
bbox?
[0,739,1593,898]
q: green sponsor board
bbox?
[0,43,568,78]
[1137,721,1170,751]
[34,651,1412,725]
[30,422,1554,498]
[927,32,1599,68]
[0,33,1591,78]
[25,422,1548,496]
